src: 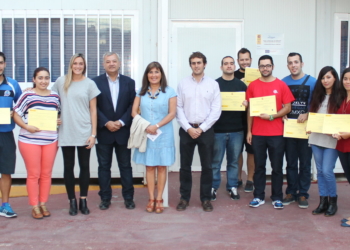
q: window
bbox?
[334,13,350,75]
[0,10,136,82]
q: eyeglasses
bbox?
[259,64,272,69]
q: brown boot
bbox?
[40,205,51,217]
[32,207,43,219]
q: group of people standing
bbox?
[0,49,350,227]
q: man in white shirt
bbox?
[176,51,221,212]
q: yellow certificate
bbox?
[323,114,350,134]
[283,119,309,139]
[0,108,11,124]
[244,68,261,86]
[221,92,245,111]
[249,95,277,116]
[28,109,58,131]
[306,113,324,133]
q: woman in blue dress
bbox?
[132,62,177,213]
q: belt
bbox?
[189,123,202,128]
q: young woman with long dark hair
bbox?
[13,67,61,219]
[332,67,350,226]
[308,66,342,217]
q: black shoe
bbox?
[244,181,254,193]
[298,196,309,209]
[237,180,243,188]
[99,199,111,210]
[176,199,189,211]
[228,187,240,200]
[211,188,217,201]
[69,199,78,216]
[282,194,296,205]
[312,196,328,215]
[325,196,337,217]
[202,200,213,212]
[79,198,90,215]
[124,199,135,210]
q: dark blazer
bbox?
[93,73,136,145]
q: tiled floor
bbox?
[1,172,350,249]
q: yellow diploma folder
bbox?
[306,113,325,133]
[244,68,261,86]
[283,119,309,139]
[0,108,11,124]
[28,109,58,131]
[221,92,245,111]
[249,95,277,116]
[323,114,350,134]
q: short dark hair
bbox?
[0,52,6,62]
[189,52,207,65]
[258,55,274,66]
[32,67,50,88]
[139,61,168,96]
[221,56,234,66]
[288,52,303,63]
[237,48,251,59]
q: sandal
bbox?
[155,199,164,214]
[32,207,43,219]
[40,205,51,217]
[146,199,155,213]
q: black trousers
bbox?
[61,146,91,200]
[338,151,350,183]
[252,135,285,201]
[179,127,214,202]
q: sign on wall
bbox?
[256,33,284,55]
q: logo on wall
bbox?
[4,90,10,96]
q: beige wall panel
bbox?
[169,0,244,19]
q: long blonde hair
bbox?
[64,53,87,92]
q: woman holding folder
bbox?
[13,67,61,219]
[131,62,177,213]
[51,53,100,216]
[332,67,350,226]
[308,66,342,217]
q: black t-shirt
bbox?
[213,77,247,133]
[234,70,245,80]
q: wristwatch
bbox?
[156,124,160,128]
[91,134,96,138]
[269,115,274,121]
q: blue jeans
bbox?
[212,131,243,190]
[96,142,134,201]
[311,145,338,197]
[285,138,312,198]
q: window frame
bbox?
[333,13,350,74]
[0,9,139,84]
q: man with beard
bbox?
[211,56,246,201]
[0,52,22,218]
[246,55,294,209]
[282,53,316,209]
[234,48,255,193]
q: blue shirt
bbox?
[282,74,316,119]
[0,76,22,132]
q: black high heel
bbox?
[79,198,90,215]
[69,199,78,216]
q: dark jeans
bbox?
[61,146,91,200]
[252,135,285,201]
[285,138,312,199]
[96,142,134,201]
[338,151,350,184]
[179,127,214,202]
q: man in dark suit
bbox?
[93,52,136,210]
